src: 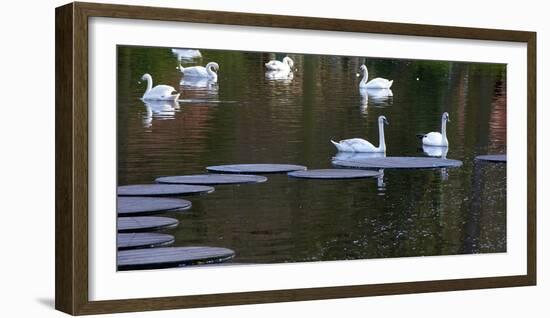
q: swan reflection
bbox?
[377,169,386,192]
[265,69,294,82]
[142,100,180,128]
[180,77,219,90]
[360,88,393,106]
[332,151,386,161]
[171,48,202,60]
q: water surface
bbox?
[117,47,506,264]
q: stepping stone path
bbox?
[156,174,267,185]
[288,169,382,179]
[117,246,236,270]
[332,156,462,169]
[117,233,175,250]
[117,197,192,216]
[475,154,506,162]
[206,163,307,174]
[117,184,214,197]
[117,216,179,233]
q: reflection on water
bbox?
[117,46,507,264]
[359,88,393,115]
[180,77,218,90]
[332,152,386,161]
[142,100,180,128]
[265,69,294,82]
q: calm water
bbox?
[117,47,506,264]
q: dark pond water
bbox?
[117,46,506,264]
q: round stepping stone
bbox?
[117,184,214,197]
[332,156,462,169]
[117,233,175,250]
[117,246,236,270]
[206,164,307,174]
[117,216,179,233]
[155,174,267,185]
[288,169,382,179]
[117,197,192,216]
[476,154,506,162]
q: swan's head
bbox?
[357,64,368,77]
[283,56,294,68]
[378,115,389,125]
[141,73,152,82]
[207,62,220,72]
[442,112,450,122]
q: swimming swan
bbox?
[417,112,450,147]
[265,56,294,72]
[177,62,219,82]
[358,64,393,89]
[140,73,180,101]
[331,115,389,153]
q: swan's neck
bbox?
[206,64,218,80]
[441,118,448,144]
[143,76,153,96]
[361,69,369,85]
[378,120,386,152]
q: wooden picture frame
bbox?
[55,1,536,315]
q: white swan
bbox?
[418,112,450,147]
[358,65,393,89]
[171,48,201,60]
[140,74,180,101]
[422,145,448,158]
[331,115,389,153]
[177,62,219,82]
[265,56,294,72]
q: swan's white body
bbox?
[171,48,202,59]
[420,112,450,147]
[423,145,448,158]
[178,62,219,82]
[265,56,294,72]
[331,115,389,153]
[140,74,180,101]
[358,64,393,89]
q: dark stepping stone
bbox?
[288,169,381,179]
[117,184,214,197]
[117,197,192,216]
[332,156,462,169]
[117,216,179,233]
[117,233,175,250]
[117,246,236,270]
[476,154,506,162]
[206,164,307,174]
[156,174,267,185]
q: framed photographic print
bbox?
[55,2,536,315]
